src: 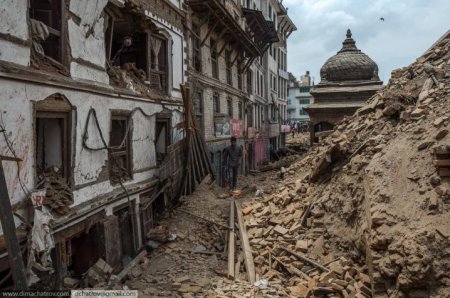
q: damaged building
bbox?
[0,0,187,287]
[0,0,297,289]
[185,0,296,185]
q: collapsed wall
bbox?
[301,30,450,296]
[239,30,450,298]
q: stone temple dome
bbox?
[319,29,380,83]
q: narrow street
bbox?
[123,143,304,297]
[0,1,449,297]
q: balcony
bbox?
[187,0,262,57]
[242,8,279,54]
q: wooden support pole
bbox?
[271,255,311,281]
[178,209,230,230]
[0,162,28,290]
[114,250,147,282]
[280,247,330,272]
[227,200,235,279]
[200,20,219,47]
[235,201,255,284]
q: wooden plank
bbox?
[178,209,230,230]
[235,201,256,284]
[0,155,22,162]
[272,255,311,281]
[114,250,147,282]
[438,167,450,177]
[434,159,450,166]
[235,251,244,277]
[0,163,28,289]
[280,247,330,272]
[228,200,235,279]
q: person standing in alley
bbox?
[224,136,243,191]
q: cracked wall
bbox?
[68,0,110,83]
[0,0,30,66]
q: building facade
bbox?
[287,71,313,126]
[185,0,296,185]
[0,0,187,286]
[0,0,297,287]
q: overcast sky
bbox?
[284,0,450,84]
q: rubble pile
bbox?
[237,30,450,297]
[37,167,73,215]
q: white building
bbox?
[287,71,313,125]
[0,0,186,284]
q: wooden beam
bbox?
[434,159,450,166]
[200,20,219,47]
[0,155,22,162]
[217,41,228,58]
[0,163,28,290]
[230,53,240,67]
[178,209,231,230]
[227,200,235,279]
[272,254,311,281]
[280,247,330,272]
[235,201,255,284]
[114,250,147,282]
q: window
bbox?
[213,93,220,114]
[227,97,233,118]
[36,112,71,180]
[260,74,263,97]
[109,113,132,184]
[238,71,242,90]
[288,100,291,105]
[299,99,310,105]
[149,34,168,92]
[273,75,277,91]
[246,70,253,94]
[155,112,171,164]
[107,16,169,93]
[29,0,65,63]
[300,87,311,93]
[226,50,232,85]
[256,73,260,95]
[247,104,253,127]
[193,92,203,131]
[299,109,308,116]
[211,38,219,79]
[193,92,203,115]
[238,101,243,119]
[192,25,201,72]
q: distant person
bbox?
[296,122,301,135]
[223,136,242,191]
[291,124,295,139]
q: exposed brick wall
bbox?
[131,0,184,30]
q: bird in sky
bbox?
[380,17,385,21]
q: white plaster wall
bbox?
[0,0,29,40]
[132,109,159,171]
[68,0,109,83]
[0,83,34,205]
[70,61,110,84]
[171,32,184,94]
[168,0,181,9]
[0,39,30,66]
[168,107,184,143]
[0,0,30,66]
[0,79,165,208]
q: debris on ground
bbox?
[117,31,450,297]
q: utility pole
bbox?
[0,155,28,290]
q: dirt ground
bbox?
[124,162,298,297]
